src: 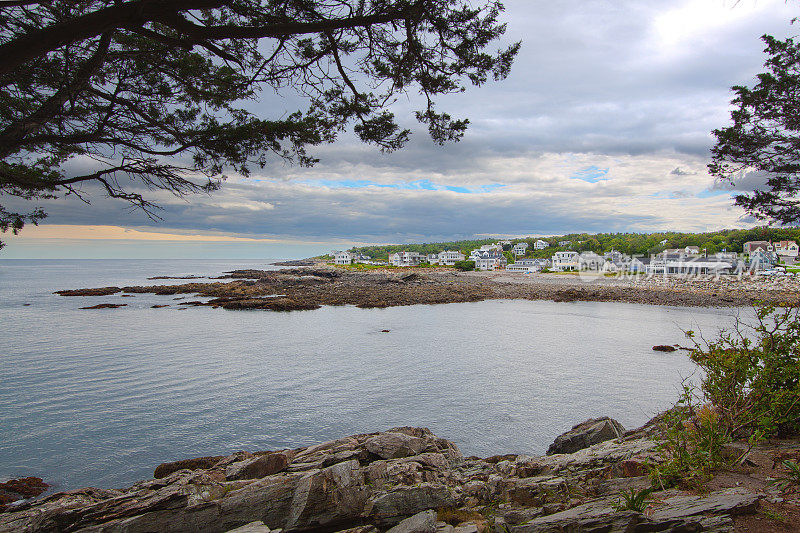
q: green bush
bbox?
[650,304,800,488]
[454,260,475,271]
[687,304,800,438]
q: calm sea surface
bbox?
[1,259,744,492]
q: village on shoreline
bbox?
[331,235,799,279]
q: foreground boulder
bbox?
[546,417,625,455]
[0,424,770,533]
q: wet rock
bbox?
[546,417,625,455]
[652,345,678,352]
[366,432,429,459]
[151,304,170,308]
[386,509,437,533]
[0,477,49,500]
[55,287,120,296]
[79,303,127,309]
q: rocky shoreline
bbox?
[55,266,800,311]
[1,417,797,533]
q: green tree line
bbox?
[350,227,800,261]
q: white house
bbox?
[647,256,735,276]
[744,241,774,255]
[438,250,465,265]
[558,240,572,247]
[578,251,604,271]
[628,257,649,273]
[389,251,423,267]
[506,258,539,273]
[333,251,353,265]
[534,239,550,250]
[551,251,579,271]
[774,240,799,258]
[473,251,507,271]
[512,242,529,256]
[426,254,439,264]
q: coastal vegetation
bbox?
[649,303,800,489]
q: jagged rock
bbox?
[0,426,765,533]
[225,453,291,481]
[546,417,625,455]
[452,523,478,533]
[435,522,455,533]
[365,432,428,459]
[154,456,225,478]
[366,484,455,521]
[386,509,437,533]
[649,487,761,520]
[503,507,543,525]
[226,521,272,532]
[0,477,49,500]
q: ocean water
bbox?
[0,259,745,492]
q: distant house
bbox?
[473,251,507,271]
[660,239,669,245]
[749,249,777,271]
[663,247,700,258]
[333,251,353,265]
[389,251,423,267]
[628,257,649,273]
[512,242,529,256]
[603,250,624,264]
[744,241,774,255]
[774,240,799,258]
[534,239,550,250]
[558,240,572,247]
[578,251,604,271]
[438,250,465,265]
[647,256,736,276]
[505,257,540,273]
[551,251,579,271]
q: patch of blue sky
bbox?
[696,189,735,199]
[570,165,609,183]
[297,178,505,194]
[569,165,610,183]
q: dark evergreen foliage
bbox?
[0,0,519,248]
[710,33,800,224]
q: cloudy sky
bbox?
[4,0,798,258]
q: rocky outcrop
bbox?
[546,417,625,455]
[0,425,767,533]
[79,303,127,309]
[652,345,678,352]
[0,478,49,509]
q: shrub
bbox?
[650,304,800,488]
[687,304,800,438]
[454,260,475,271]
